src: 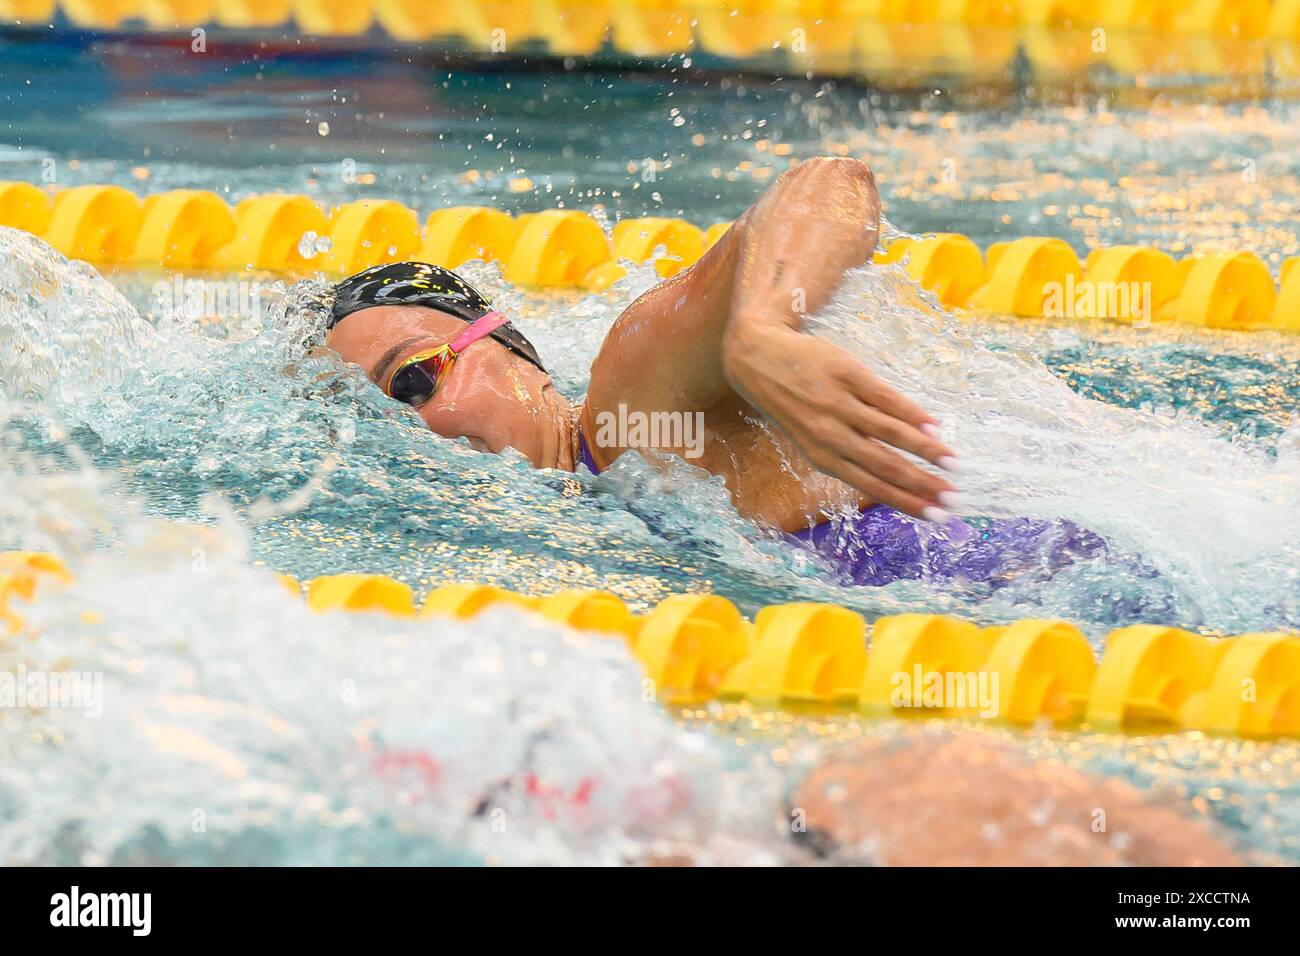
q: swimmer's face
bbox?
[326,305,556,466]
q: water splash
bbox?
[809,249,1300,632]
[0,414,794,865]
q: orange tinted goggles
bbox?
[384,310,509,407]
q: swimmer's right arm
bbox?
[720,157,957,518]
[587,157,955,518]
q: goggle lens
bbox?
[382,312,511,408]
[388,349,452,406]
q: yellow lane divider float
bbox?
[0,550,74,634]
[8,552,1294,739]
[1,181,1298,331]
[284,572,1300,738]
[6,0,1300,47]
[6,2,1300,89]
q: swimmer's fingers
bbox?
[827,449,937,520]
[824,421,950,515]
[843,402,956,469]
[835,362,953,455]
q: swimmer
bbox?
[323,157,1102,586]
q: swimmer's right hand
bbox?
[721,322,958,520]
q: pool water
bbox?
[1,38,1299,865]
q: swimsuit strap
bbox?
[575,404,603,474]
[577,426,601,475]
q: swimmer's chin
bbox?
[443,430,532,462]
[467,435,544,469]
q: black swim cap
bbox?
[330,261,545,373]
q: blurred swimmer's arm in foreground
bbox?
[586,157,957,521]
[792,730,1245,866]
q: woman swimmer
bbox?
[322,157,1101,587]
[321,158,1240,863]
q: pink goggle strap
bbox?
[448,310,509,355]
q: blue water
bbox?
[1,38,1299,864]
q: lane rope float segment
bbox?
[1,181,1298,331]
[4,0,1300,47]
[5,551,1298,739]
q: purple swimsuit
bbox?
[577,431,1104,587]
[787,507,1104,587]
[578,429,602,475]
